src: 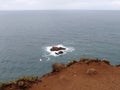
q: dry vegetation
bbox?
[0,76,40,90]
[52,63,66,72]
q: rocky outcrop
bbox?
[86,68,97,75]
[55,51,64,55]
[50,46,66,51]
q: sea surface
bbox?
[0,10,120,82]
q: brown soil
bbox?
[29,59,120,90]
[2,58,120,90]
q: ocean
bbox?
[0,10,120,82]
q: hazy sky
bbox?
[0,0,120,10]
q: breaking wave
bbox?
[45,44,75,56]
[40,44,75,61]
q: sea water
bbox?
[0,10,120,82]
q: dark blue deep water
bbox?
[0,10,120,82]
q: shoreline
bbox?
[1,58,120,90]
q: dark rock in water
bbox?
[55,51,64,55]
[50,46,66,51]
[59,51,64,54]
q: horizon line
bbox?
[0,9,120,11]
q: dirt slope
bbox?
[28,59,120,90]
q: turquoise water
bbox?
[0,10,120,82]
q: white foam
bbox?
[42,54,51,61]
[45,44,75,57]
[39,59,42,61]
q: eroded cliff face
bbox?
[1,58,120,90]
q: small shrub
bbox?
[80,58,91,62]
[16,76,38,83]
[0,76,39,90]
[15,76,39,89]
[116,64,120,67]
[102,60,110,65]
[52,63,66,72]
[80,58,101,65]
[67,60,77,67]
[0,82,14,90]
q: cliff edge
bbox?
[1,58,120,90]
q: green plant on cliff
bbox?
[66,60,78,67]
[0,76,39,90]
[52,63,66,72]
